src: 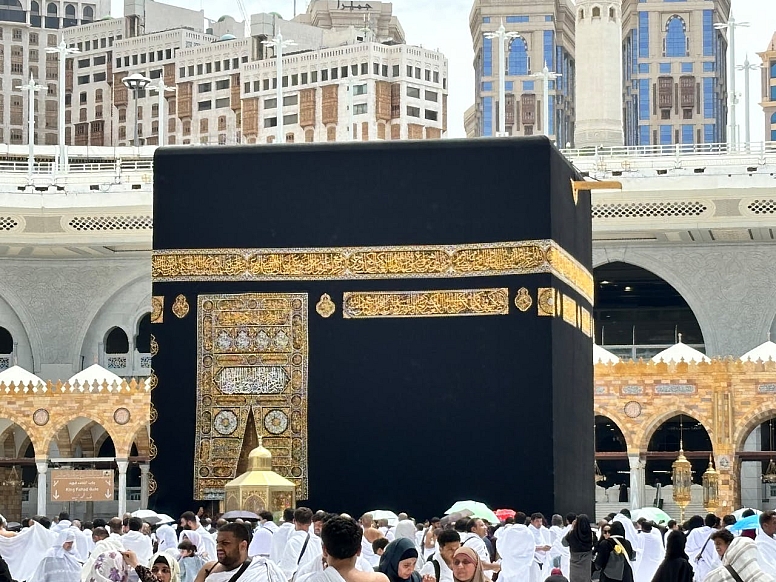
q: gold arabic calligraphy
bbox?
[342,289,509,318]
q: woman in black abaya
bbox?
[594,521,635,582]
[563,514,595,582]
[650,530,693,582]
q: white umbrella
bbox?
[733,507,762,520]
[155,513,175,525]
[367,510,399,527]
[131,509,158,519]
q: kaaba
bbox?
[150,136,594,520]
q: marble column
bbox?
[117,459,128,516]
[36,460,48,516]
[139,463,150,509]
[629,454,644,510]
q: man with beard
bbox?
[194,523,285,582]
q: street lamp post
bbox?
[715,15,749,150]
[122,73,151,153]
[737,55,761,149]
[533,62,561,139]
[45,39,79,174]
[25,73,44,181]
[484,22,521,137]
[151,80,176,147]
[262,30,296,144]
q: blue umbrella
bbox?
[730,514,761,531]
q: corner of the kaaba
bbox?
[150,137,594,520]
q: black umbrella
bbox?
[221,510,260,521]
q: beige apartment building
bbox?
[54,0,447,148]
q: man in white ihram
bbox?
[122,517,153,566]
[306,516,388,582]
[633,522,663,582]
[279,507,323,581]
[271,509,296,563]
[497,520,536,582]
[756,510,776,575]
[685,514,720,581]
[194,522,284,582]
[527,513,552,582]
[460,519,499,580]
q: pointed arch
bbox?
[734,405,776,452]
[508,37,529,76]
[665,16,687,58]
[640,409,715,452]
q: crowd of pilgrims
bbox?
[0,507,775,582]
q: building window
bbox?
[407,87,420,98]
[665,16,687,58]
[118,108,126,122]
[508,38,529,76]
[425,109,438,121]
[592,6,600,18]
[200,118,208,133]
[353,84,367,96]
[198,100,211,111]
[264,98,277,108]
[216,79,229,90]
[283,114,297,124]
[215,97,229,108]
[199,82,212,93]
[354,103,367,115]
[407,106,420,117]
[137,106,143,120]
[79,91,87,104]
[264,117,277,128]
[283,95,297,106]
[425,91,438,102]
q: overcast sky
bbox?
[112,0,775,141]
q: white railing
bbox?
[561,141,776,159]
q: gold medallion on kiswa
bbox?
[342,289,510,318]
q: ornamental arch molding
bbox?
[42,415,122,460]
[733,404,776,453]
[0,289,36,371]
[593,251,713,353]
[593,409,632,452]
[78,271,151,369]
[638,408,715,453]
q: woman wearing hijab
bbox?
[649,530,692,582]
[594,522,635,582]
[155,525,180,559]
[122,549,181,582]
[562,514,594,582]
[30,529,82,582]
[451,547,488,582]
[379,538,422,582]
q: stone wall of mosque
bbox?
[0,255,151,380]
[593,242,776,358]
[595,358,776,515]
[0,379,152,462]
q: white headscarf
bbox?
[29,530,81,581]
[157,524,180,558]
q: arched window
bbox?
[0,0,23,7]
[665,16,687,58]
[771,62,776,78]
[592,6,601,17]
[771,129,776,141]
[105,327,129,354]
[578,9,584,20]
[64,4,75,17]
[46,2,57,15]
[135,313,151,353]
[83,5,93,20]
[0,327,13,354]
[770,111,776,124]
[30,0,39,14]
[508,37,529,76]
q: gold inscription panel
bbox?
[195,293,308,501]
[342,289,510,319]
[152,240,593,304]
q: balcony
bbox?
[100,351,151,378]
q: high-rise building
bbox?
[466,0,576,145]
[56,0,446,147]
[758,32,776,142]
[621,0,731,147]
[0,0,110,146]
[574,0,623,148]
